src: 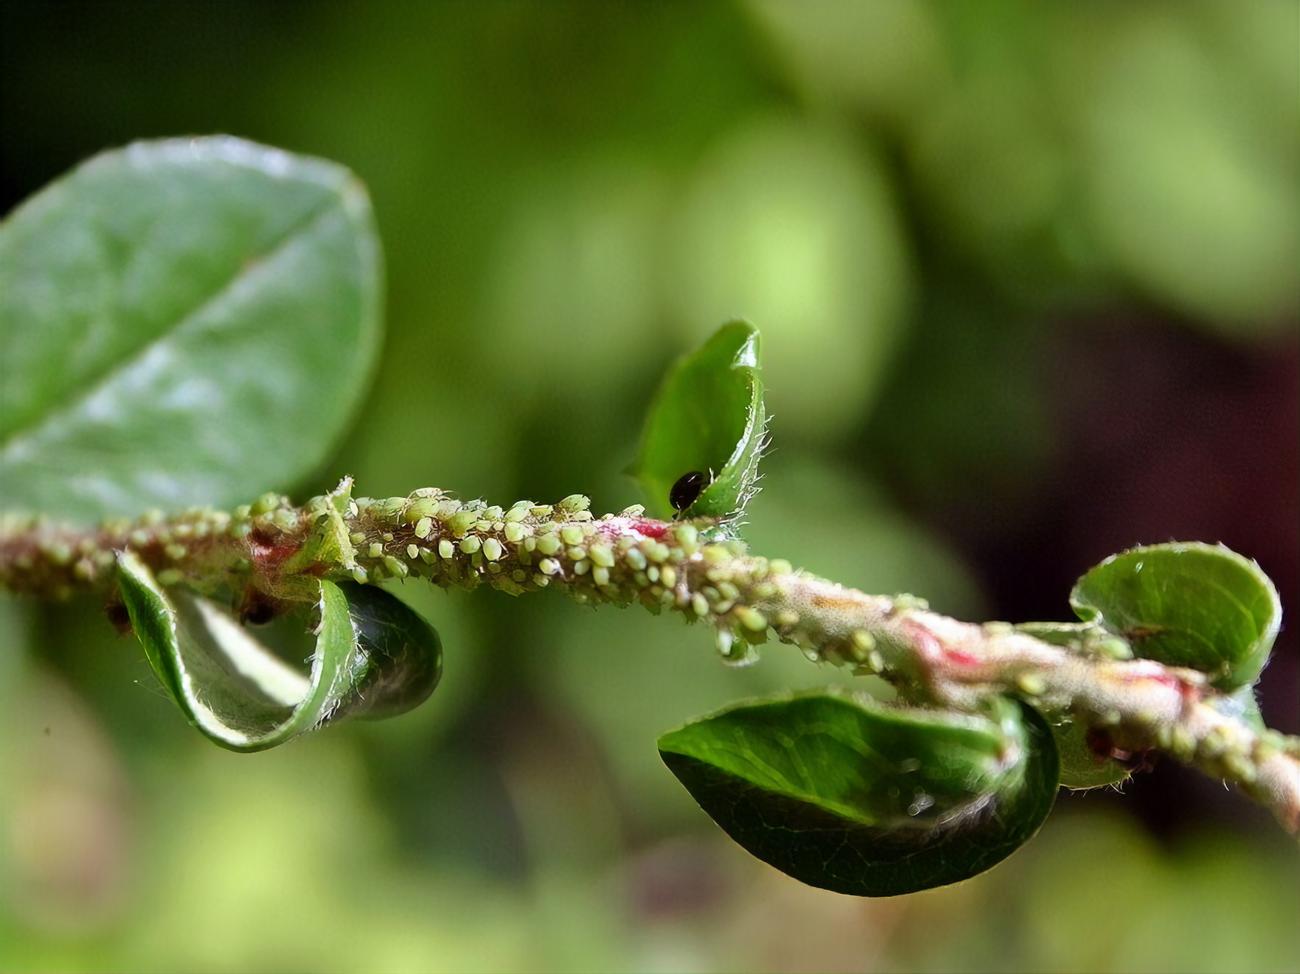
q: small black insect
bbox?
[670,470,710,513]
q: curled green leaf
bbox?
[631,320,766,522]
[1070,542,1281,689]
[116,552,440,751]
[658,689,1059,896]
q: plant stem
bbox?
[3,483,1298,833]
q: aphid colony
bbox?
[3,484,896,677]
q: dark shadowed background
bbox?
[2,1,1297,971]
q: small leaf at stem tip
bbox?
[115,552,440,751]
[658,689,1059,896]
[1070,542,1281,690]
[630,320,766,523]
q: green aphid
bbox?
[1016,673,1047,696]
[1092,636,1133,661]
[404,498,440,524]
[850,630,875,658]
[893,593,930,611]
[482,538,504,562]
[701,546,728,565]
[448,511,478,537]
[459,536,482,555]
[369,497,408,519]
[558,494,591,513]
[414,517,434,539]
[45,541,73,566]
[250,493,281,516]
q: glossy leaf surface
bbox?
[0,137,382,521]
[116,552,440,751]
[631,321,765,521]
[659,690,1059,896]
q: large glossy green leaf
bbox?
[115,552,440,751]
[659,690,1059,896]
[630,320,766,521]
[0,137,382,522]
[1070,543,1281,689]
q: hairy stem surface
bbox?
[3,483,1298,832]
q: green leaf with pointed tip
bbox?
[631,320,765,521]
[0,137,382,522]
[658,690,1059,896]
[1070,543,1281,689]
[115,552,440,751]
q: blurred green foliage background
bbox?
[2,1,1297,971]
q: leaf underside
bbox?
[116,552,440,751]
